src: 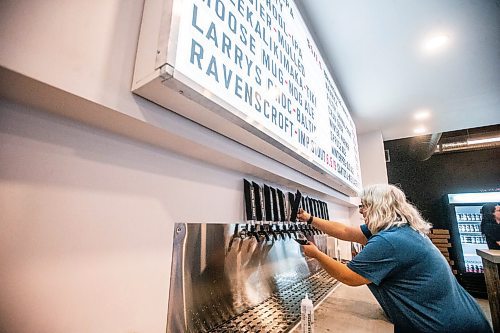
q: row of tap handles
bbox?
[244,180,330,223]
[241,179,330,242]
[235,221,323,242]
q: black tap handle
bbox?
[249,225,260,242]
[279,226,287,240]
[273,225,282,240]
[294,238,310,245]
[259,229,270,242]
[269,228,278,241]
[228,224,240,251]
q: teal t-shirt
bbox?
[347,224,492,333]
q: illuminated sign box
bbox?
[132,0,362,196]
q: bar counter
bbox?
[477,249,500,332]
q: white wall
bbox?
[0,101,352,333]
[0,1,358,332]
[357,131,389,186]
[349,131,388,233]
[0,101,236,333]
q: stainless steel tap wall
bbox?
[166,223,338,332]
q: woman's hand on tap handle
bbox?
[297,208,311,222]
[301,242,321,259]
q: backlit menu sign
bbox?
[134,0,362,194]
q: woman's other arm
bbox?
[298,209,368,245]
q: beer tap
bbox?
[296,221,304,238]
[263,184,276,239]
[289,189,302,240]
[296,220,304,234]
[303,222,313,236]
[227,223,239,253]
[244,179,259,241]
[288,221,297,239]
[239,224,248,239]
[268,223,278,241]
[311,224,318,236]
[272,223,283,240]
[277,189,287,235]
[249,223,260,242]
[309,223,317,236]
[253,181,269,241]
[294,230,310,245]
[257,222,270,242]
[281,223,291,239]
[274,223,285,240]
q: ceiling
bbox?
[295,0,500,141]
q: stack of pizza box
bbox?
[429,229,456,274]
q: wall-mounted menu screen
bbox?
[133,0,362,195]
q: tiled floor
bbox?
[293,284,493,332]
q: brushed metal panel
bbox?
[166,223,336,332]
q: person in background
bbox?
[297,184,492,333]
[480,203,500,250]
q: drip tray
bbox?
[212,270,337,333]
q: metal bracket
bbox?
[159,62,175,81]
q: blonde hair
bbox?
[360,184,432,235]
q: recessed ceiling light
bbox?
[414,110,431,120]
[414,127,426,134]
[422,34,450,53]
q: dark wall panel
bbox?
[384,141,500,229]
